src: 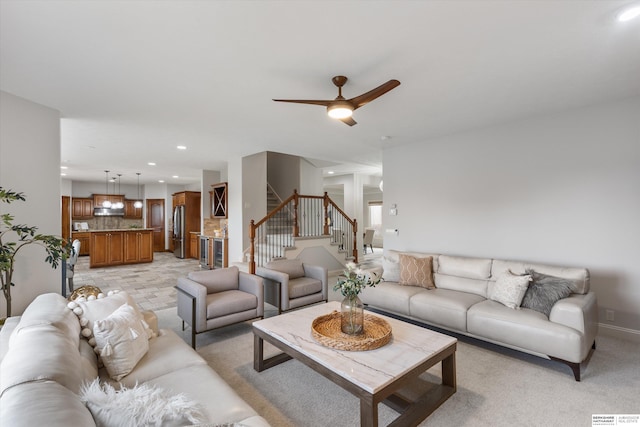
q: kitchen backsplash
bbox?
[76,217,144,230]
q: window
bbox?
[368,201,382,230]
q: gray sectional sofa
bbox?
[0,292,270,426]
[360,250,598,381]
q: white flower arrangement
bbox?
[333,262,381,299]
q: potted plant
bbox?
[1,187,71,319]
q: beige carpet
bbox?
[155,307,639,427]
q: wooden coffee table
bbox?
[253,302,457,427]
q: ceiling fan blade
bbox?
[340,117,357,126]
[272,99,332,107]
[349,80,401,110]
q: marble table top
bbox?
[253,301,457,394]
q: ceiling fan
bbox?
[273,76,401,126]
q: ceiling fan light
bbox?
[327,104,353,119]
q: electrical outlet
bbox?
[606,309,615,321]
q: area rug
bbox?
[155,308,639,427]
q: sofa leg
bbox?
[191,329,196,349]
[549,357,581,381]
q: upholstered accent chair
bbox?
[176,266,264,348]
[363,229,375,254]
[256,259,328,314]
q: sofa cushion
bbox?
[467,299,585,363]
[265,259,305,279]
[188,267,239,293]
[289,276,322,299]
[9,293,80,346]
[398,254,435,289]
[103,329,206,388]
[385,250,440,282]
[433,274,489,298]
[1,324,87,395]
[0,381,96,427]
[93,304,150,381]
[489,271,531,309]
[359,282,425,316]
[491,259,589,294]
[409,289,485,332]
[438,255,492,279]
[520,269,573,317]
[146,364,261,426]
[206,290,258,319]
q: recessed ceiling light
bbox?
[328,171,335,175]
[61,173,67,176]
[60,166,68,169]
[158,179,165,183]
[148,162,156,166]
[172,175,179,178]
[618,5,640,22]
[177,145,187,150]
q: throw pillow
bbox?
[381,256,400,282]
[490,271,531,309]
[93,304,150,381]
[398,254,435,289]
[521,269,573,317]
[80,378,206,427]
[68,290,155,350]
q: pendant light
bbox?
[133,173,143,208]
[114,174,124,209]
[102,170,112,208]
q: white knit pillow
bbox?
[80,378,206,427]
[93,304,149,381]
[490,271,531,309]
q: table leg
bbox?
[254,333,265,372]
[442,351,456,389]
[360,395,378,427]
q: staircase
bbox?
[248,188,359,274]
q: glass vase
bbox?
[341,295,364,335]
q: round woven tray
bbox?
[311,310,392,351]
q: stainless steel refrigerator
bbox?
[172,205,186,258]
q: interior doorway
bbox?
[146,199,165,252]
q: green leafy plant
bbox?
[1,187,72,317]
[333,261,381,299]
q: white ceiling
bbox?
[1,1,639,186]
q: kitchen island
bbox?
[89,228,154,268]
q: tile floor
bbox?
[73,248,383,312]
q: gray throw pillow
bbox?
[521,269,572,317]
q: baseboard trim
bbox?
[598,323,640,343]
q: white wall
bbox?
[0,91,62,316]
[383,96,640,336]
[242,152,267,255]
[299,158,322,195]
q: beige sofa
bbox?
[0,293,270,426]
[360,250,598,381]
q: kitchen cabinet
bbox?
[71,232,91,256]
[210,182,228,218]
[124,230,153,263]
[124,200,143,219]
[93,194,124,208]
[72,198,93,219]
[90,232,124,267]
[189,233,199,259]
[90,230,153,268]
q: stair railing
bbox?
[249,190,358,273]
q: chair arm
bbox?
[256,267,291,310]
[239,272,265,317]
[303,264,329,300]
[176,277,208,333]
